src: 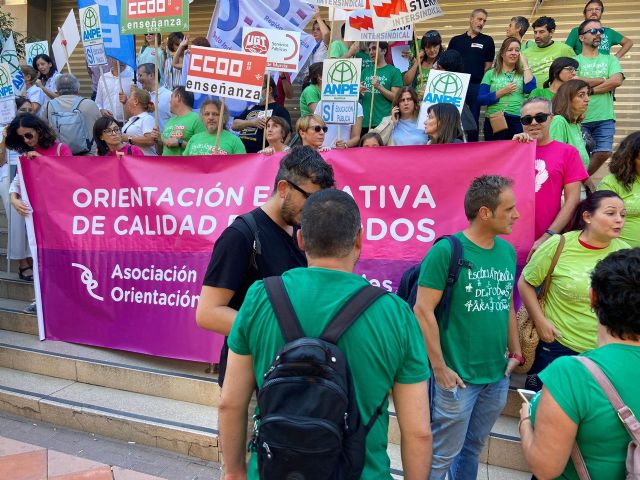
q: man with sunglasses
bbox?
[575,19,624,176]
[195,146,335,387]
[513,97,588,252]
[565,0,633,58]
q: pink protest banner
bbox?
[20,141,534,363]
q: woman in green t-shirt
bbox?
[530,56,579,100]
[519,248,640,480]
[598,132,640,247]
[403,30,444,98]
[549,79,591,169]
[478,37,536,141]
[518,191,629,391]
[300,63,323,118]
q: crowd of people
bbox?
[0,1,639,479]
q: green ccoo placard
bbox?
[120,0,189,35]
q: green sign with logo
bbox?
[321,58,362,102]
[79,5,108,67]
[120,0,190,35]
[418,70,471,127]
[26,41,49,65]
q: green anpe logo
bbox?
[0,51,19,74]
[430,73,463,97]
[0,68,9,88]
[29,43,47,58]
[83,8,99,29]
[328,60,358,85]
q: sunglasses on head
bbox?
[520,112,551,125]
[581,27,605,35]
[20,132,34,140]
[309,125,328,133]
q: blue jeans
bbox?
[582,119,615,153]
[429,376,510,480]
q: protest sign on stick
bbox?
[120,0,189,35]
[242,27,301,73]
[417,70,471,127]
[371,0,443,32]
[215,99,225,151]
[25,42,49,66]
[53,11,81,74]
[79,5,108,68]
[186,46,268,140]
[0,63,16,125]
[344,9,413,42]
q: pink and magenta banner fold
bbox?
[21,141,535,362]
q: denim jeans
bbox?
[429,376,510,480]
[526,340,579,391]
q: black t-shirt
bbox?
[448,32,496,84]
[203,208,306,384]
[237,102,292,153]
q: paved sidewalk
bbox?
[0,411,221,480]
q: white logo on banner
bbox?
[72,263,104,301]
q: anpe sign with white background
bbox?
[321,101,358,124]
[25,42,49,65]
[242,27,300,73]
[0,63,16,125]
[186,46,268,102]
[79,5,108,67]
[321,58,362,102]
[417,70,471,127]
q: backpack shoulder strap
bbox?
[435,235,473,330]
[229,212,262,270]
[71,96,85,111]
[264,276,304,342]
[574,356,640,442]
[321,285,387,344]
[237,213,262,255]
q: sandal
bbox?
[18,266,34,282]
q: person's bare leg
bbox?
[587,151,611,176]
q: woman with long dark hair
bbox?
[549,79,591,169]
[403,30,444,97]
[518,190,629,391]
[424,103,465,144]
[32,54,60,100]
[598,132,640,247]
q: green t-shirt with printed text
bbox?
[481,69,527,117]
[360,63,403,128]
[228,267,430,480]
[522,41,576,88]
[523,231,629,352]
[418,232,516,384]
[598,174,640,247]
[182,130,246,155]
[161,111,205,156]
[577,53,623,123]
[566,26,624,55]
[530,344,640,480]
[549,115,590,168]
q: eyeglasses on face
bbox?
[581,27,605,35]
[562,66,577,73]
[308,125,328,133]
[286,180,312,199]
[103,127,121,135]
[520,113,551,125]
[20,132,34,140]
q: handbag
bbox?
[513,235,565,374]
[488,110,508,134]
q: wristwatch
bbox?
[177,138,184,148]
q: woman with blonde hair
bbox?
[296,114,329,151]
[122,87,159,156]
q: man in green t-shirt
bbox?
[359,41,403,130]
[220,190,431,480]
[183,99,246,155]
[414,175,523,480]
[522,16,576,88]
[161,87,205,156]
[575,19,625,175]
[565,0,634,57]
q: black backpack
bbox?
[252,276,387,480]
[396,235,472,330]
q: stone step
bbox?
[0,271,35,301]
[0,330,219,407]
[0,228,8,251]
[0,249,20,274]
[0,367,219,462]
[0,299,37,335]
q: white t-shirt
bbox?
[44,72,61,93]
[26,85,47,112]
[315,101,363,148]
[150,86,172,131]
[95,71,135,122]
[122,111,156,156]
